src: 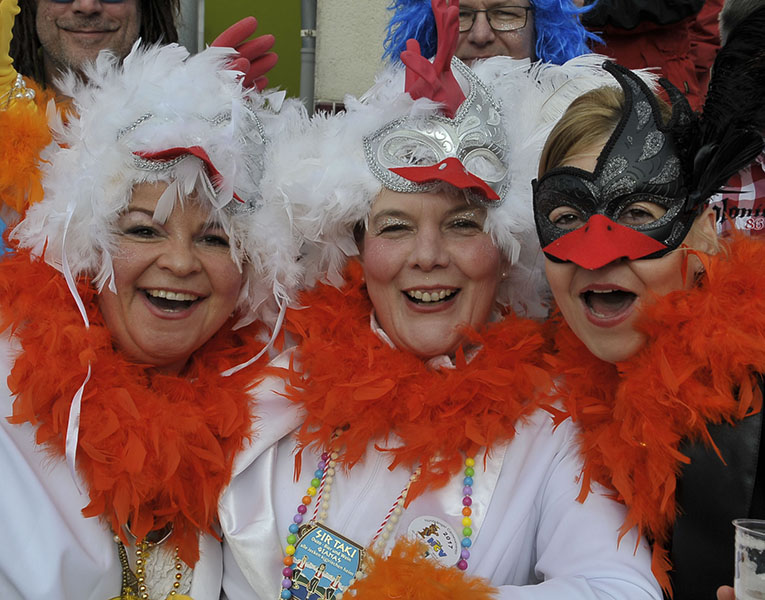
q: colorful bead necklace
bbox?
[279,451,477,599]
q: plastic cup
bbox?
[734,519,765,599]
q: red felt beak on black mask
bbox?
[543,214,668,270]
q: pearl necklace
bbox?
[279,450,477,599]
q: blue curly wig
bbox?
[383,0,602,65]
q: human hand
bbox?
[717,585,734,600]
[400,0,464,117]
[0,0,20,96]
[212,16,278,92]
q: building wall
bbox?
[315,1,389,104]
[204,0,302,98]
[202,1,391,107]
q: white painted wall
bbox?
[315,1,389,104]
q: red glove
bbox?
[212,16,278,92]
[400,0,464,118]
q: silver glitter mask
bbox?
[363,58,509,205]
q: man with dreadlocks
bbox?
[9,0,178,97]
[0,0,181,234]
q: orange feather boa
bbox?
[544,235,765,593]
[0,81,53,215]
[0,248,267,566]
[280,260,552,502]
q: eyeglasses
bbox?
[458,5,532,32]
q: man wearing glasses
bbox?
[385,0,596,66]
[456,1,535,62]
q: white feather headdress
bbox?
[290,53,653,318]
[12,42,308,329]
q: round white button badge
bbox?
[407,515,461,566]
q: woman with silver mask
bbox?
[219,2,663,598]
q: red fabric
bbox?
[276,260,552,502]
[0,248,268,565]
[543,234,765,593]
[688,0,722,96]
[710,156,765,237]
[591,18,704,110]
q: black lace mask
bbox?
[533,62,697,265]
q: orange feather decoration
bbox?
[278,260,552,502]
[0,248,267,565]
[349,538,498,599]
[0,82,53,215]
[543,235,765,594]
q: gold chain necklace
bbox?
[113,536,189,600]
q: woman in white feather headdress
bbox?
[0,41,307,599]
[220,2,662,599]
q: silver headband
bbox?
[123,103,268,214]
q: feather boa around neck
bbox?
[544,235,765,593]
[280,261,552,501]
[0,248,266,566]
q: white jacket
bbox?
[221,380,662,600]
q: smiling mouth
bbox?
[581,289,637,318]
[404,288,459,304]
[144,289,201,312]
[62,27,118,34]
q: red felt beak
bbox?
[543,214,668,269]
[390,157,500,201]
[134,146,243,203]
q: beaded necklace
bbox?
[274,267,549,598]
[279,450,477,599]
[114,536,191,600]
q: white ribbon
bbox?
[61,201,90,494]
[221,298,288,377]
[64,365,90,494]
